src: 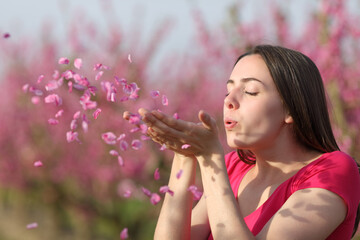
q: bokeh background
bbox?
[1,0,359,239]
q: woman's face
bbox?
[223,54,291,151]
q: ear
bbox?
[285,114,293,124]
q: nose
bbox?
[224,93,239,110]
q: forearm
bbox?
[154,153,197,240]
[197,153,255,240]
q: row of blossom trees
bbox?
[0,0,359,239]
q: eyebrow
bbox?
[227,77,264,85]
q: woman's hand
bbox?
[138,108,223,157]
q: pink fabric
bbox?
[208,151,360,240]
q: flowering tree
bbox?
[0,0,359,239]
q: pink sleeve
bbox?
[293,151,360,219]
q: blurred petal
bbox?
[131,139,142,150]
[142,187,152,197]
[154,168,160,180]
[120,228,128,239]
[119,140,129,151]
[150,193,161,205]
[31,96,40,104]
[74,58,82,69]
[48,118,59,125]
[162,95,168,106]
[123,190,132,198]
[101,132,117,145]
[37,75,44,84]
[150,90,160,98]
[159,185,174,196]
[127,54,132,63]
[181,144,191,149]
[95,71,103,81]
[58,57,69,64]
[55,109,64,118]
[176,169,183,179]
[26,222,38,229]
[33,161,43,167]
[118,155,124,166]
[93,108,102,119]
[109,150,119,156]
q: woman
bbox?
[128,45,360,239]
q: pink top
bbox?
[208,151,360,239]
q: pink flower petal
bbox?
[70,119,78,130]
[176,169,183,179]
[68,81,73,93]
[159,185,174,196]
[62,70,74,79]
[66,131,79,143]
[48,118,59,125]
[52,70,60,80]
[22,84,29,92]
[37,75,44,84]
[173,113,179,119]
[188,185,203,200]
[55,109,64,118]
[82,121,88,132]
[117,133,126,141]
[45,80,60,91]
[160,144,167,151]
[95,71,103,81]
[44,94,62,106]
[142,187,152,197]
[129,114,141,125]
[154,168,160,180]
[34,161,43,167]
[140,135,150,141]
[120,228,128,239]
[93,63,102,71]
[181,144,191,149]
[31,96,40,104]
[73,111,81,119]
[123,190,132,198]
[26,222,38,229]
[118,155,124,166]
[162,95,169,106]
[131,139,142,150]
[3,33,10,38]
[119,140,129,151]
[93,108,102,119]
[74,58,82,69]
[127,54,132,63]
[150,90,160,98]
[101,132,117,145]
[58,57,69,65]
[109,150,119,156]
[150,193,161,205]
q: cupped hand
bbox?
[138,108,223,157]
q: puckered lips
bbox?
[224,118,238,130]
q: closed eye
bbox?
[245,91,258,96]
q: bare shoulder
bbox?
[257,188,347,240]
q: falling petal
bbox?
[162,95,168,106]
[181,144,191,149]
[66,131,79,143]
[117,133,126,141]
[119,140,129,151]
[55,109,64,118]
[95,71,103,81]
[140,135,150,141]
[188,185,203,200]
[74,58,82,69]
[82,121,88,132]
[120,228,128,239]
[44,94,62,106]
[31,96,40,104]
[109,150,119,156]
[130,127,140,133]
[159,186,174,196]
[176,169,183,179]
[73,111,81,119]
[142,187,152,197]
[140,124,148,134]
[26,222,38,229]
[3,33,10,38]
[93,108,102,119]
[70,119,78,130]
[58,57,69,65]
[101,132,117,145]
[129,114,141,125]
[150,90,160,98]
[123,190,132,198]
[68,81,73,93]
[22,84,29,92]
[160,144,167,151]
[37,75,44,84]
[48,118,59,125]
[131,139,142,150]
[33,161,43,167]
[150,193,161,205]
[173,113,179,119]
[93,63,102,71]
[62,70,74,79]
[154,168,160,180]
[127,54,132,63]
[118,155,124,166]
[45,80,60,91]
